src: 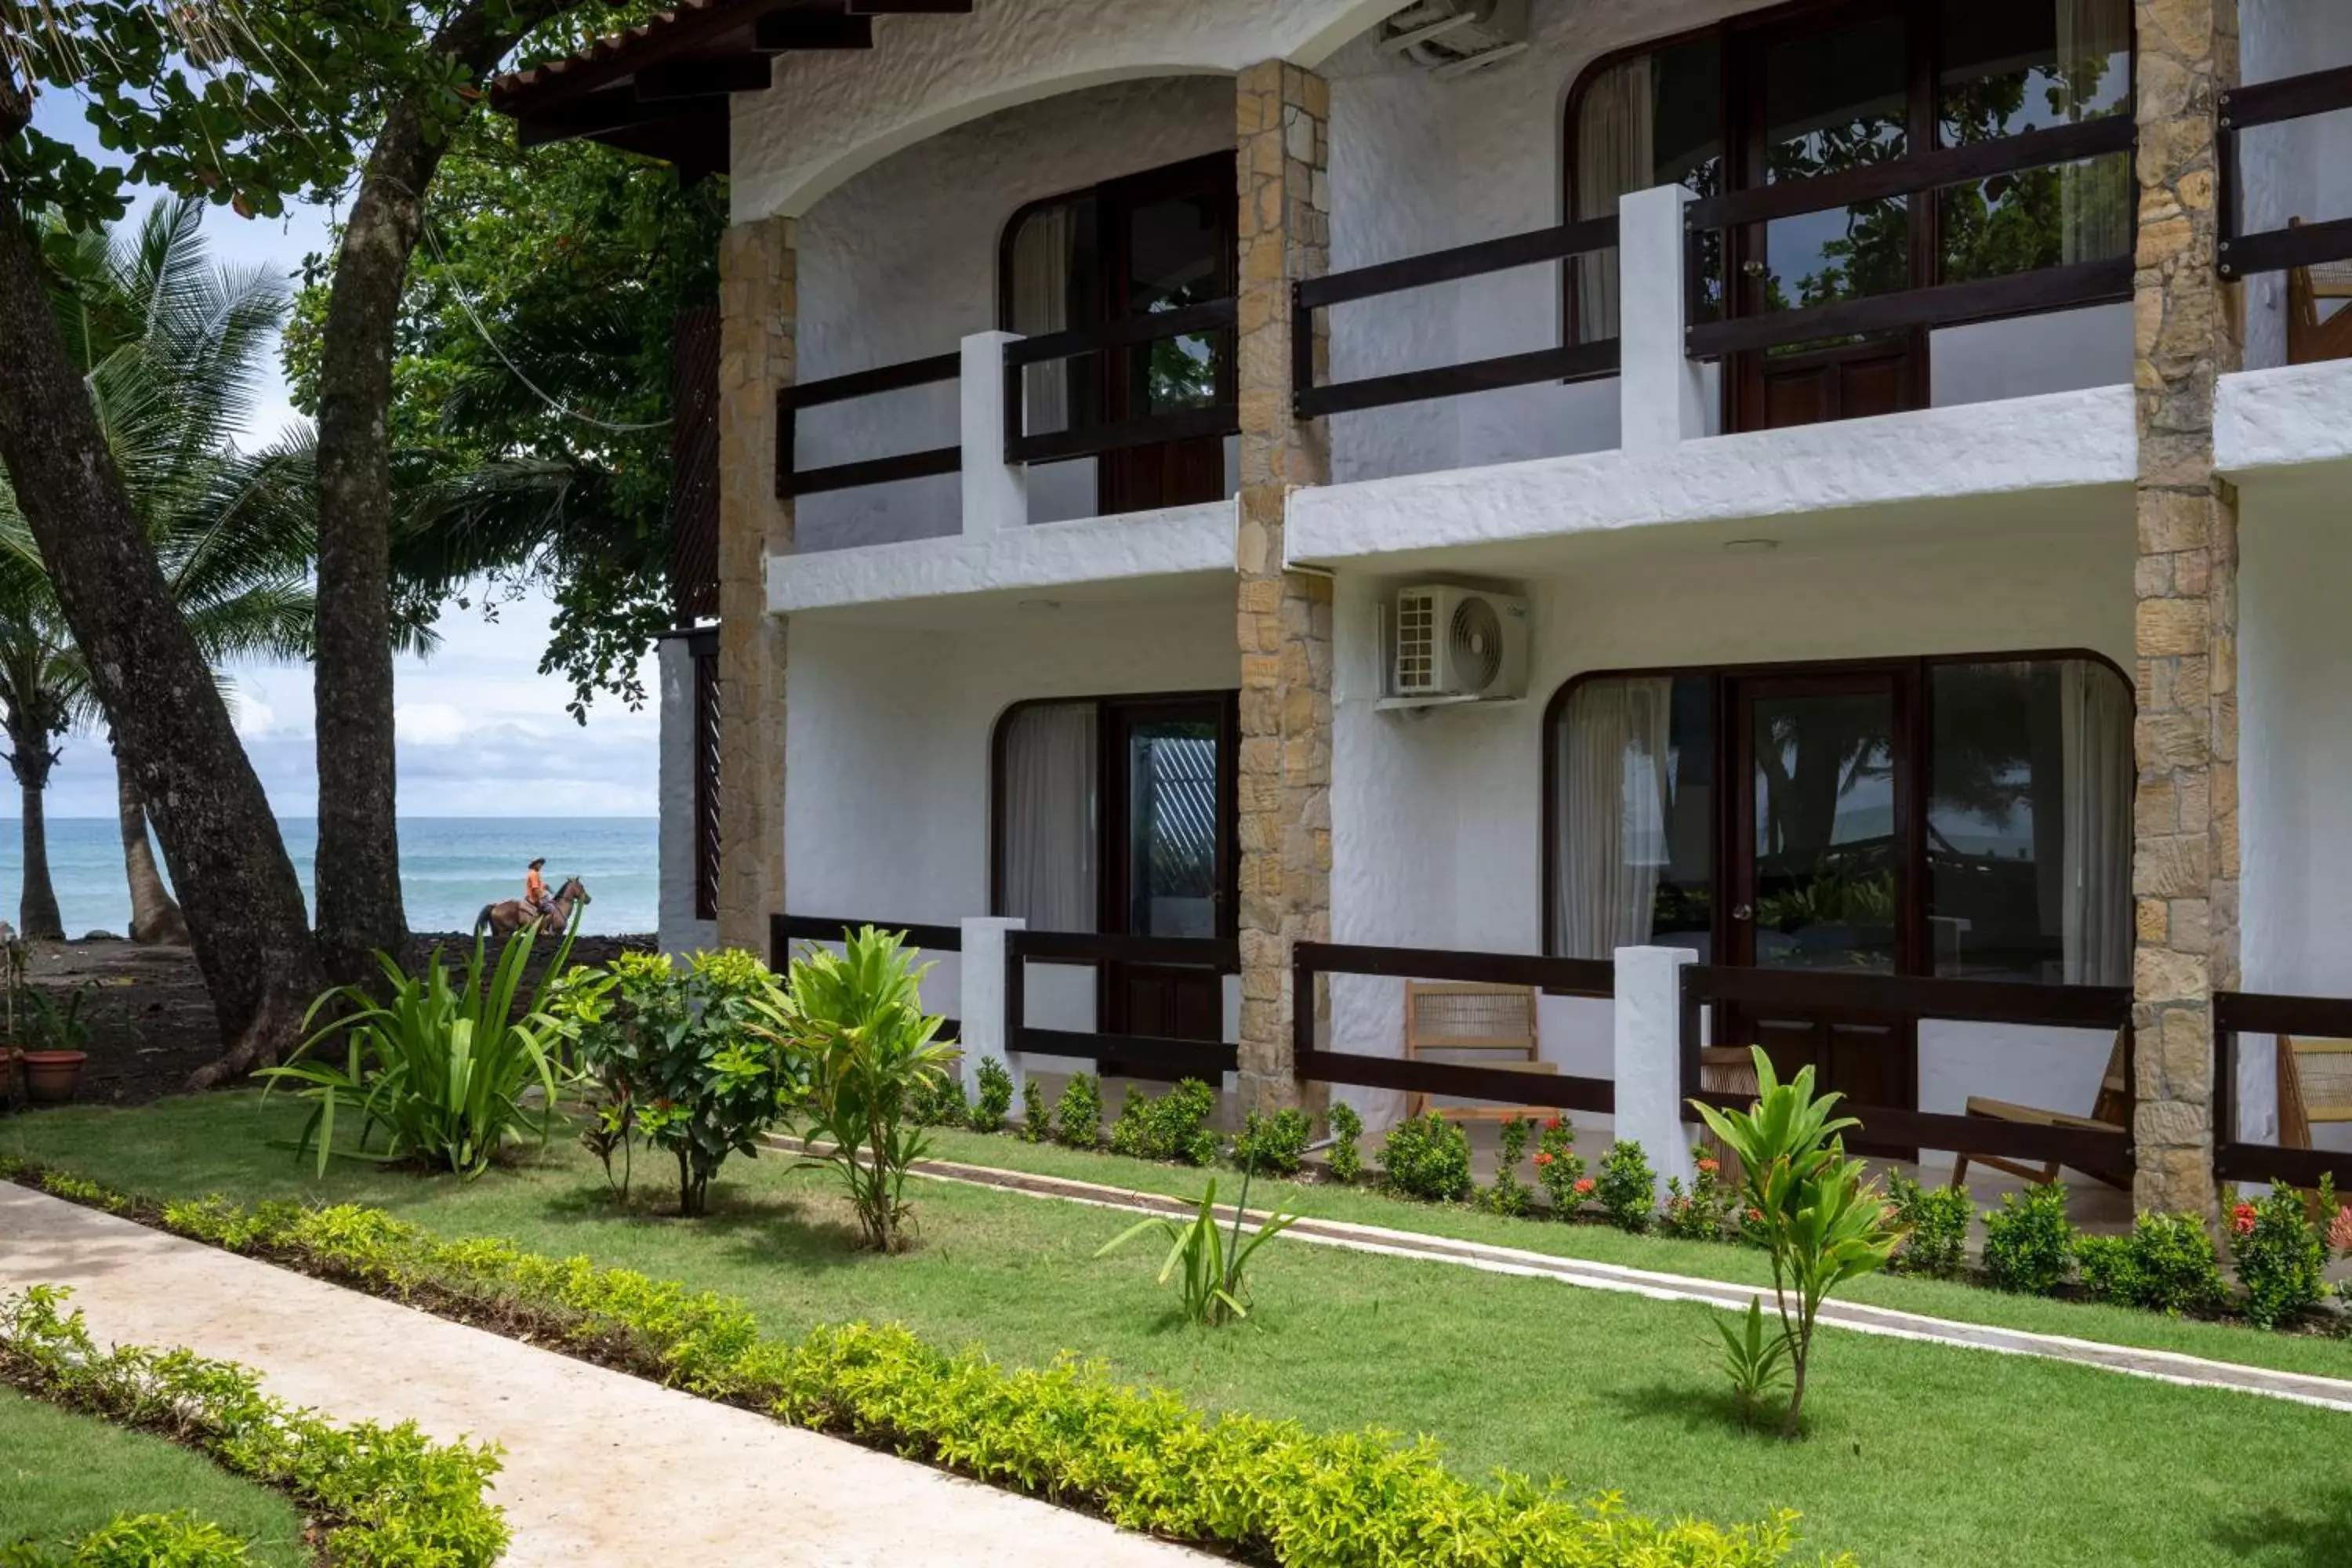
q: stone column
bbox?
[715,216,794,954]
[1233,61,1332,1115]
[2131,0,2239,1216]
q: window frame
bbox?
[1538,648,2132,974]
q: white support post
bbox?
[960,331,1027,536]
[1617,183,1708,453]
[1612,945,1700,1202]
[958,916,1027,1099]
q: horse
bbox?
[474,876,590,940]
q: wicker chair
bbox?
[2287,216,2352,365]
[2278,1036,2352,1152]
[1403,981,1554,1120]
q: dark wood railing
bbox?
[2213,989,2352,1190]
[769,913,964,1036]
[1290,942,1616,1112]
[1680,966,2133,1170]
[1291,217,1621,418]
[1004,928,1240,1080]
[2219,64,2352,280]
[774,351,962,499]
[1684,116,2136,360]
[1001,299,1240,466]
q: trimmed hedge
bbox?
[2,1512,254,1566]
[3,1158,1846,1568]
[0,1284,506,1568]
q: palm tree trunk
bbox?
[15,748,61,941]
[0,180,320,1079]
[118,763,188,946]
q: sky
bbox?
[19,89,659,821]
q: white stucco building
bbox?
[497,0,2352,1207]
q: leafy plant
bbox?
[1109,1079,1218,1165]
[1594,1139,1657,1234]
[1661,1154,1731,1240]
[1325,1101,1363,1183]
[759,927,953,1253]
[1379,1112,1473,1203]
[2,1512,253,1566]
[2230,1189,2329,1329]
[262,927,575,1181]
[1019,1078,1050,1143]
[1054,1072,1104,1149]
[1232,1108,1311,1178]
[906,1064,969,1129]
[577,1086,634,1202]
[548,947,796,1218]
[1477,1116,1536,1217]
[1691,1047,1904,1436]
[1886,1172,1971,1278]
[1533,1117,1585,1215]
[1715,1298,1794,1428]
[970,1058,1014,1135]
[2077,1211,2226,1316]
[1095,1178,1298,1327]
[1981,1182,2077,1296]
[20,986,90,1054]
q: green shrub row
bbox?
[0,1281,507,1568]
[4,1162,1844,1568]
[2,1510,256,1567]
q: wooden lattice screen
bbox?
[691,634,721,921]
[670,303,720,625]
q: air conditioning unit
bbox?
[1391,584,1530,700]
[1379,0,1531,77]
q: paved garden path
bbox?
[0,1184,1210,1568]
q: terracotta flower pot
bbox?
[20,1051,86,1105]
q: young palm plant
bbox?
[1095,1174,1300,1329]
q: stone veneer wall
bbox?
[1234,61,1334,1113]
[2131,0,2240,1214]
[716,217,796,953]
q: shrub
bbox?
[261,927,575,1180]
[1325,1102,1363,1183]
[757,927,955,1253]
[1019,1079,1050,1143]
[906,1065,968,1129]
[1232,1108,1311,1177]
[1691,1047,1903,1437]
[1593,1140,1657,1234]
[1094,1178,1298,1327]
[1108,1080,1218,1165]
[2077,1211,2225,1316]
[1054,1073,1103,1149]
[2231,1189,2329,1329]
[1660,1155,1730,1241]
[1980,1182,2076,1295]
[1532,1118,1584,1216]
[0,1286,506,1566]
[550,949,795,1218]
[970,1058,1014,1135]
[1379,1112,1472,1203]
[1476,1116,1535,1218]
[1,1511,255,1566]
[1886,1172,1970,1278]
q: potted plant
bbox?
[19,987,90,1105]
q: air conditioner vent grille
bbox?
[1396,591,1436,693]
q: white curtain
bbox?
[1010,203,1074,434]
[2060,659,2132,985]
[1572,57,1655,345]
[2056,0,2132,265]
[1555,677,1674,959]
[1000,702,1097,932]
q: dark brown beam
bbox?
[848,0,972,10]
[753,11,873,49]
[515,86,689,149]
[635,57,775,101]
[2223,63,2352,131]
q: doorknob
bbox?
[1732,903,1754,922]
[1740,259,1766,278]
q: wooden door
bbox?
[1099,695,1236,1074]
[1724,670,1918,1152]
[1094,154,1235,514]
[1725,1,1928,433]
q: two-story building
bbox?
[495,0,2352,1213]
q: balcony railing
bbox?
[1290,217,1621,417]
[2219,63,2352,281]
[1005,927,1240,1080]
[1000,299,1239,466]
[1683,116,2136,361]
[774,350,962,499]
[2213,989,2352,1192]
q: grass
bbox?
[916,1126,2352,1382]
[10,1094,2352,1568]
[0,1385,309,1564]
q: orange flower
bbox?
[1746,1207,1766,1224]
[1695,1156,1719,1174]
[1544,1116,1563,1131]
[1533,1152,1554,1167]
[2230,1202,2259,1237]
[1572,1178,1596,1196]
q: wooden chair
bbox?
[2277,1036,2352,1150]
[1403,981,1554,1120]
[1948,1030,2131,1192]
[2286,216,2352,365]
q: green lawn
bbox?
[9,1095,2352,1568]
[915,1126,2352,1382]
[0,1386,309,1564]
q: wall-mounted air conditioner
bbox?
[1390,583,1530,702]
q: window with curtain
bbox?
[1569,37,1722,344]
[1552,675,1715,959]
[1004,195,1098,438]
[996,701,1098,933]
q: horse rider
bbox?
[523,858,557,921]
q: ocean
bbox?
[0,817,659,938]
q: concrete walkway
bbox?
[0,1184,1207,1567]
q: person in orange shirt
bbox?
[523,858,555,920]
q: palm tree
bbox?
[0,198,318,943]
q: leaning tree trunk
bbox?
[9,735,62,941]
[0,176,320,1079]
[118,761,189,946]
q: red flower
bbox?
[1572,1178,1596,1196]
[1695,1156,1719,1174]
[1533,1152,1554,1167]
[1544,1117,1563,1131]
[1746,1207,1766,1224]
[2231,1201,2259,1237]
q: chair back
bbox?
[1406,981,1537,1054]
[2278,1036,2352,1149]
